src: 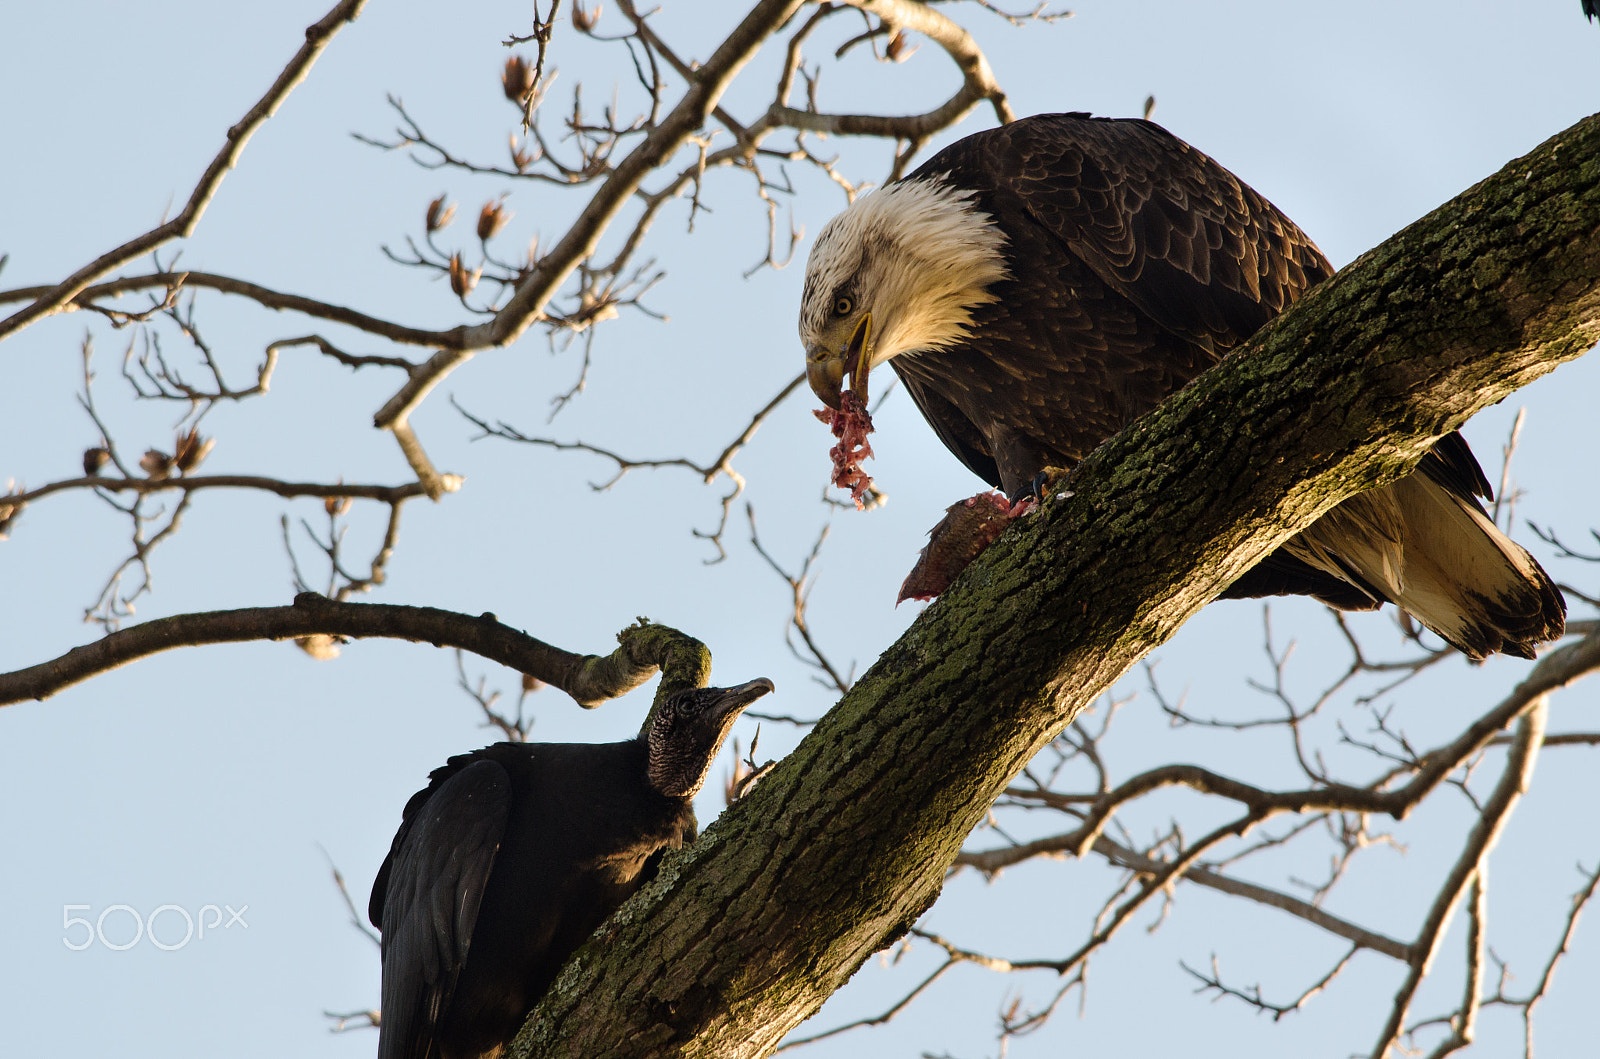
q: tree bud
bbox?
[426,195,457,233]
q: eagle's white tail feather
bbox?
[1286,475,1563,660]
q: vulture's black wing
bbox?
[372,759,510,1059]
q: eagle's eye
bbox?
[832,295,854,318]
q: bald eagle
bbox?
[799,113,1565,660]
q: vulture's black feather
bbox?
[370,678,772,1059]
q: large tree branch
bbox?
[509,112,1600,1057]
[0,598,708,711]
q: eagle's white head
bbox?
[799,177,1009,407]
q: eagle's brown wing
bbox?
[985,114,1333,352]
[891,114,1559,654]
[895,113,1335,487]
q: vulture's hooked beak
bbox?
[807,314,873,409]
[704,677,776,725]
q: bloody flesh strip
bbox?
[815,391,875,509]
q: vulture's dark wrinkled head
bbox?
[646,679,775,798]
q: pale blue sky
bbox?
[2,2,1597,1057]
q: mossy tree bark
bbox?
[513,112,1600,1057]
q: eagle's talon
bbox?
[1009,466,1066,508]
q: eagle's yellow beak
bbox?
[806,314,873,409]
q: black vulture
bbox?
[799,112,1564,659]
[369,678,774,1059]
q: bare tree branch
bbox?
[747,505,854,696]
[0,0,370,341]
[0,602,708,711]
[1184,946,1360,1021]
[765,0,1016,137]
[1373,698,1548,1057]
[373,0,813,429]
[0,271,460,350]
[10,475,434,508]
[455,372,806,555]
